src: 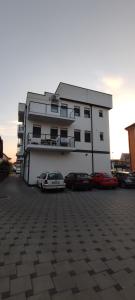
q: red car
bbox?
[90,172,118,189]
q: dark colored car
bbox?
[90,172,118,189]
[114,171,135,188]
[64,172,93,190]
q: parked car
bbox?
[114,171,135,188]
[90,172,118,189]
[37,172,65,191]
[64,172,93,190]
[37,173,47,188]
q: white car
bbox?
[37,173,46,187]
[37,172,65,191]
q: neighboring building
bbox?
[0,137,3,159]
[125,123,135,171]
[17,82,112,185]
[111,153,130,171]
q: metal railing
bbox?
[28,101,75,119]
[27,133,75,148]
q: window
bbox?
[50,128,58,139]
[84,108,90,118]
[33,125,41,138]
[51,103,58,113]
[60,104,68,117]
[74,130,81,142]
[60,128,68,138]
[100,132,104,141]
[99,110,103,117]
[74,106,80,117]
[85,131,91,143]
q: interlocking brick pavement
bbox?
[1,176,135,299]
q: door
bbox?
[60,104,68,117]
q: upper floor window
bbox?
[60,128,68,138]
[84,108,90,118]
[74,130,81,142]
[51,103,58,113]
[50,128,58,139]
[85,131,91,143]
[74,106,80,117]
[60,104,68,117]
[99,110,103,117]
[99,132,104,141]
[33,125,41,138]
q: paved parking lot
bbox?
[0,175,135,299]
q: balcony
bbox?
[17,125,24,138]
[26,133,75,152]
[18,103,25,122]
[28,101,75,124]
[16,145,24,158]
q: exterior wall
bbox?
[56,82,112,109]
[18,84,112,185]
[128,127,135,171]
[28,150,93,185]
[93,154,111,173]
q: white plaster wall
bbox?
[93,153,111,173]
[29,151,93,185]
[92,107,110,152]
[56,83,112,109]
[24,154,29,182]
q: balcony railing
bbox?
[18,103,25,122]
[17,125,24,137]
[27,133,75,150]
[28,101,75,123]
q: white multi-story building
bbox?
[17,82,112,185]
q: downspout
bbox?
[90,105,94,173]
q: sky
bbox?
[0,0,135,162]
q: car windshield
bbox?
[76,173,89,178]
[48,173,63,180]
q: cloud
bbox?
[101,75,124,92]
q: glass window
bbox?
[51,103,58,113]
[48,173,63,180]
[60,104,68,117]
[50,128,58,139]
[85,131,91,143]
[84,108,90,118]
[74,106,80,117]
[99,110,103,117]
[60,128,68,138]
[33,125,41,138]
[100,132,104,141]
[74,130,81,142]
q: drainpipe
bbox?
[90,105,94,173]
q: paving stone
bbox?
[28,291,51,300]
[99,287,125,300]
[5,294,26,300]
[0,264,16,278]
[32,275,54,294]
[94,271,115,289]
[35,262,54,276]
[53,274,76,292]
[17,263,35,277]
[0,277,10,293]
[52,290,74,300]
[74,272,96,290]
[10,276,32,295]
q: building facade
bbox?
[17,82,112,185]
[125,123,135,171]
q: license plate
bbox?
[52,180,59,184]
